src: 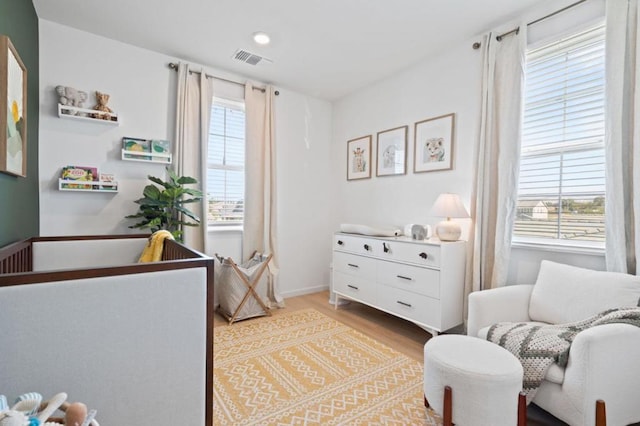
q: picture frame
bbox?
[414,113,455,173]
[0,35,27,177]
[347,135,372,180]
[376,125,407,177]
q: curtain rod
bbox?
[168,62,279,95]
[472,0,588,49]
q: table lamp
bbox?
[430,193,469,241]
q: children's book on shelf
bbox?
[60,166,98,189]
[122,137,152,160]
[99,173,116,190]
[151,139,171,156]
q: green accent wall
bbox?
[0,0,39,246]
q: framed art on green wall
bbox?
[0,35,27,177]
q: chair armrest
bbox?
[467,284,534,337]
[562,324,640,426]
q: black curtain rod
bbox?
[168,62,279,95]
[473,0,588,48]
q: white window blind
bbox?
[207,98,245,225]
[514,23,606,245]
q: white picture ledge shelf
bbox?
[121,149,172,164]
[57,104,120,125]
[58,178,119,193]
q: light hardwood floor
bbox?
[213,290,432,361]
[213,290,567,425]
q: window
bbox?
[207,98,245,225]
[514,23,606,246]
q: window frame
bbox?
[206,97,246,228]
[513,21,606,252]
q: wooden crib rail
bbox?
[163,238,206,260]
[0,238,33,274]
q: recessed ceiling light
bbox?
[253,32,271,45]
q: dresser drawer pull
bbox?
[347,263,359,268]
[397,275,413,281]
[337,240,344,246]
[397,300,412,308]
[383,242,390,253]
[364,244,371,251]
[419,252,428,260]
[347,284,359,290]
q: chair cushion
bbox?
[478,324,565,384]
[529,260,640,325]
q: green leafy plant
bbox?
[125,168,203,241]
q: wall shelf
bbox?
[121,149,172,164]
[58,178,118,193]
[57,104,120,125]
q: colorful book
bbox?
[60,166,98,189]
[151,139,170,155]
[122,137,151,160]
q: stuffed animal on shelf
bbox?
[55,86,88,115]
[91,91,113,120]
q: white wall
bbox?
[39,20,334,297]
[331,40,480,239]
[331,0,607,284]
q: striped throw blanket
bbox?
[487,307,640,403]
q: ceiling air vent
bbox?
[232,49,273,66]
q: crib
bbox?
[0,234,214,426]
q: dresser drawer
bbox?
[333,251,377,280]
[376,239,440,268]
[333,271,376,305]
[377,260,440,299]
[333,234,378,256]
[377,285,441,330]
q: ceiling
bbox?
[32,0,543,101]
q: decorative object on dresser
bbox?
[346,135,372,180]
[414,113,455,173]
[376,125,407,176]
[332,232,466,336]
[430,193,469,241]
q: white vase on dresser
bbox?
[332,232,466,336]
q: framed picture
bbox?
[414,113,455,173]
[0,35,27,177]
[376,125,407,177]
[347,135,371,180]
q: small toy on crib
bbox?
[0,392,98,426]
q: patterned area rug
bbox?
[214,308,442,425]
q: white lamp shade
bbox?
[430,193,469,241]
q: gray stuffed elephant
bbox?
[56,85,88,115]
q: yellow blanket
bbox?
[138,230,174,263]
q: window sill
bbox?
[511,240,605,256]
[208,225,243,233]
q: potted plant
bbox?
[126,168,203,241]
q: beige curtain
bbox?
[244,83,284,307]
[175,63,213,251]
[605,0,640,275]
[467,27,526,297]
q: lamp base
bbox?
[436,220,461,241]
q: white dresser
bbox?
[332,232,466,335]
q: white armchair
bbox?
[467,260,640,426]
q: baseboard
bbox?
[280,284,329,298]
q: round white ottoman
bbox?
[424,335,524,426]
